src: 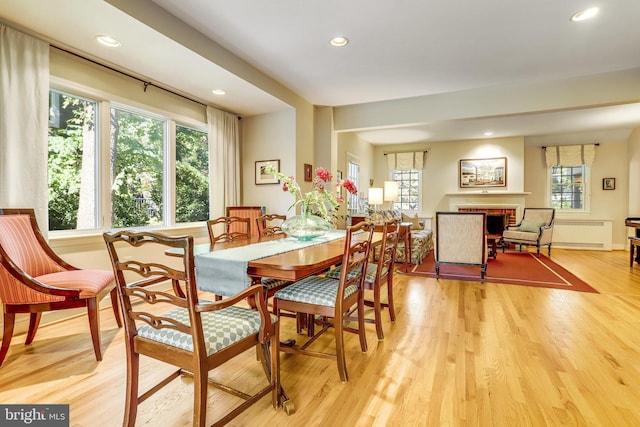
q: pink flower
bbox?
[337,194,344,203]
[315,167,332,182]
[341,179,357,195]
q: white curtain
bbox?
[544,144,596,167]
[386,151,424,171]
[207,106,240,218]
[0,24,49,229]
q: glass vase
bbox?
[282,204,331,241]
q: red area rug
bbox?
[406,252,598,293]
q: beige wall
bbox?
[370,136,525,218]
[525,140,629,246]
[241,109,296,216]
[628,128,640,217]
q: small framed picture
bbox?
[603,178,616,190]
[255,160,280,185]
[304,163,313,182]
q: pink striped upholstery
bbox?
[0,214,113,304]
[226,206,265,238]
[36,270,114,299]
[0,215,65,276]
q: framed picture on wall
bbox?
[603,177,616,190]
[255,159,280,185]
[459,157,507,188]
[304,163,313,182]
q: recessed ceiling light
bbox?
[570,7,599,22]
[330,36,349,47]
[95,35,121,48]
[484,131,494,136]
[211,89,226,95]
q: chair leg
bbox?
[0,312,15,366]
[86,298,102,361]
[25,312,42,345]
[373,284,384,341]
[334,314,348,383]
[271,322,282,409]
[387,277,396,323]
[192,367,208,427]
[110,287,122,328]
[123,351,140,427]
[357,295,368,353]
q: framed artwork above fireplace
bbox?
[459,157,507,188]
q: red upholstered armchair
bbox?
[0,208,121,366]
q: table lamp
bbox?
[368,187,384,224]
[384,181,399,209]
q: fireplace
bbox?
[457,207,517,228]
[486,214,508,235]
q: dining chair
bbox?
[206,216,251,245]
[0,208,120,367]
[326,219,400,340]
[103,230,291,426]
[226,206,266,238]
[273,221,375,382]
[256,213,287,237]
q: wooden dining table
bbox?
[186,230,381,296]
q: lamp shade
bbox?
[384,181,399,201]
[368,187,383,205]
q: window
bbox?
[175,125,209,222]
[110,106,165,228]
[391,169,421,210]
[550,165,587,210]
[48,90,99,231]
[347,160,359,215]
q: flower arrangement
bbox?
[264,164,357,221]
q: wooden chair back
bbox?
[206,216,251,244]
[256,213,287,236]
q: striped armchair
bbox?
[0,209,120,366]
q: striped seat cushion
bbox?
[35,269,115,298]
[273,275,358,307]
[325,263,379,283]
[137,305,278,356]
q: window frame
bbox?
[47,80,209,236]
[548,164,590,213]
[389,168,422,212]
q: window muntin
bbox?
[110,107,165,228]
[391,169,421,211]
[48,90,99,231]
[175,125,209,222]
[551,165,586,210]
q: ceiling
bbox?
[1,0,640,144]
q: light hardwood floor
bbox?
[1,248,640,426]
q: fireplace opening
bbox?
[486,214,508,235]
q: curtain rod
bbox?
[541,143,599,150]
[51,44,235,114]
[383,150,428,156]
